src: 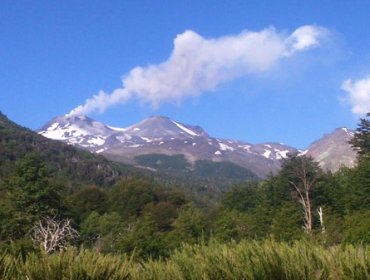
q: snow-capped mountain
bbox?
[38,115,297,178]
[39,115,357,177]
[39,115,118,148]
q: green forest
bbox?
[0,111,369,279]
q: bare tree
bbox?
[31,217,79,253]
[317,206,325,234]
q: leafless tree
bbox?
[317,206,325,234]
[31,217,79,253]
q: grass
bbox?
[0,240,369,279]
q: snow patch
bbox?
[219,142,234,151]
[48,122,60,130]
[40,124,91,141]
[275,150,290,160]
[128,144,141,148]
[96,148,106,154]
[87,137,105,146]
[116,134,132,142]
[108,125,127,132]
[263,149,271,158]
[140,136,152,143]
[172,121,199,136]
[241,145,251,151]
[215,150,222,155]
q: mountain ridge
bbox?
[38,114,357,177]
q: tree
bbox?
[171,203,208,243]
[271,202,303,241]
[68,186,108,223]
[349,112,370,155]
[222,182,258,212]
[108,179,157,220]
[30,217,79,253]
[213,209,250,241]
[4,154,66,239]
[80,211,125,252]
[281,155,322,234]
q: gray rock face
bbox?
[305,127,357,171]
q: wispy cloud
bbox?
[342,76,370,116]
[69,25,328,116]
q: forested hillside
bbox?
[0,112,369,279]
[0,111,131,187]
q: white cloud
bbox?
[69,25,328,116]
[341,76,370,116]
[284,25,327,56]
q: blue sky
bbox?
[1,0,370,149]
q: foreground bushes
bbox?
[1,240,369,280]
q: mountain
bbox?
[38,114,358,176]
[39,115,297,178]
[0,112,260,197]
[0,112,131,186]
[305,127,356,171]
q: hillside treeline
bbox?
[0,112,369,264]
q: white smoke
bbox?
[342,76,370,116]
[69,25,327,116]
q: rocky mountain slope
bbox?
[39,115,297,178]
[305,127,356,171]
[39,115,357,177]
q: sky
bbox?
[1,0,370,149]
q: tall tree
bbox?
[281,154,322,234]
[4,153,66,239]
[349,112,370,156]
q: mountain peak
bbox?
[38,114,357,176]
[306,126,356,171]
[38,114,114,147]
[124,115,207,139]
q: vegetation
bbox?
[0,241,368,279]
[0,111,369,278]
[0,111,131,187]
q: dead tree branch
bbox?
[31,217,79,253]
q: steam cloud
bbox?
[342,76,370,116]
[69,25,327,116]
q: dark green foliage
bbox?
[213,210,250,241]
[134,154,190,172]
[0,112,129,187]
[134,154,259,197]
[271,202,303,241]
[346,155,370,211]
[108,179,157,220]
[171,203,208,243]
[222,182,258,212]
[1,154,67,239]
[349,112,370,155]
[68,186,108,222]
[118,214,171,259]
[194,160,258,180]
[343,211,370,243]
[80,211,125,251]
